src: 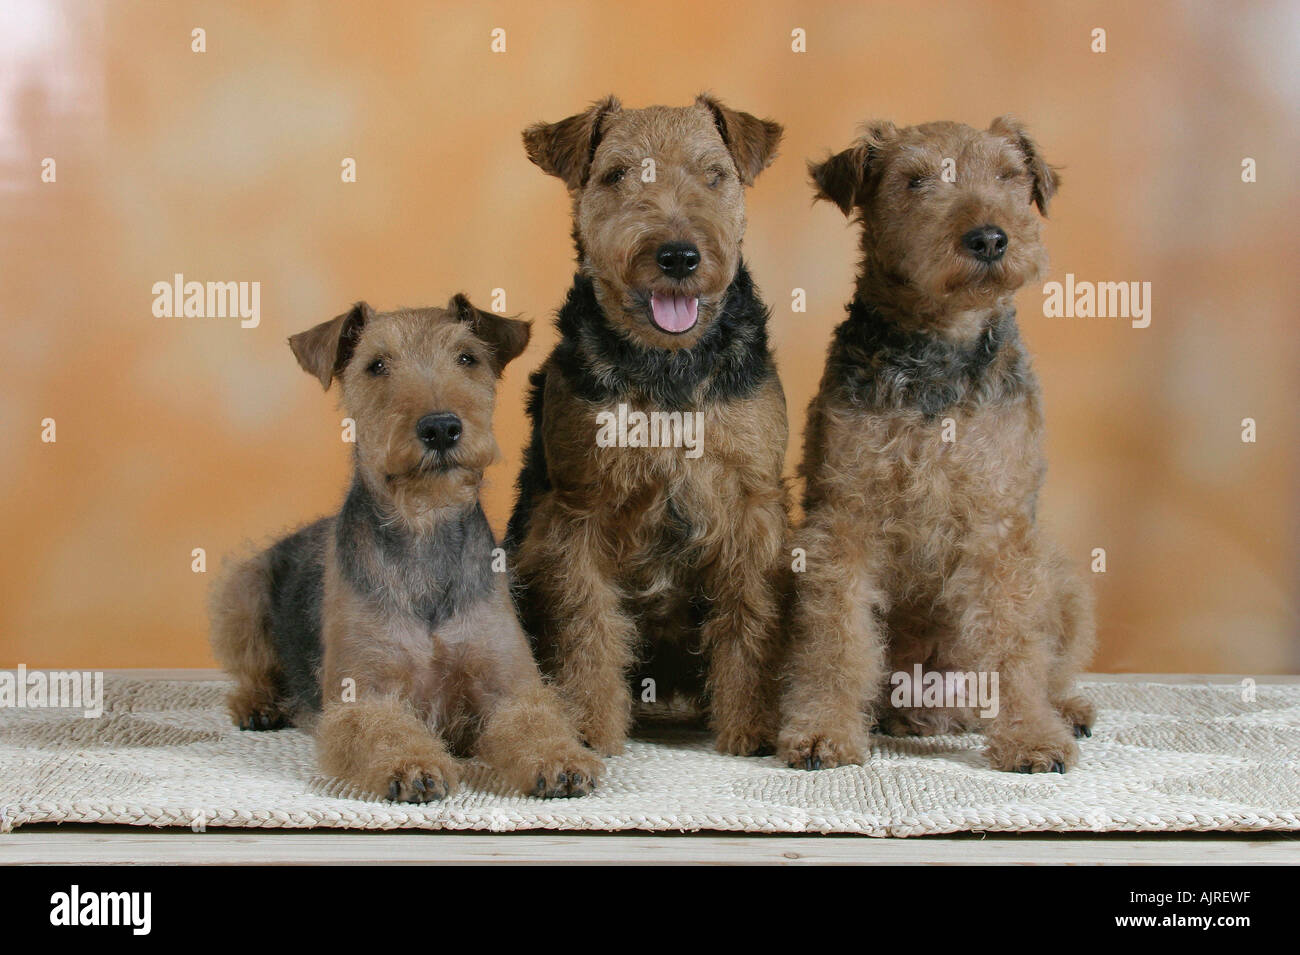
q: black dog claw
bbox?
[388,780,401,801]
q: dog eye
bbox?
[706,166,727,188]
[997,169,1020,181]
[907,175,929,189]
[457,353,477,367]
[366,358,388,376]
[601,166,627,186]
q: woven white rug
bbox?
[2,676,1298,836]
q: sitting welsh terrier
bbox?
[505,94,790,757]
[210,296,602,800]
[779,118,1096,774]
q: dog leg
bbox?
[1043,545,1098,737]
[778,520,885,768]
[699,489,787,756]
[446,587,604,797]
[949,552,1078,773]
[516,509,637,755]
[477,683,604,798]
[209,551,291,731]
[316,696,459,802]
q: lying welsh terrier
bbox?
[506,94,790,756]
[210,296,601,800]
[780,117,1096,774]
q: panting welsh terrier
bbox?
[505,94,790,756]
[210,296,602,800]
[779,117,1096,774]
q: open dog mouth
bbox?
[648,291,700,334]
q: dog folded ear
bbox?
[989,115,1059,215]
[523,95,622,190]
[289,302,372,390]
[809,120,896,216]
[696,93,783,185]
[449,294,531,375]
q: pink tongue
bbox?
[650,292,699,333]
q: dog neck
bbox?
[336,475,496,627]
[551,261,774,410]
[831,296,1031,418]
[855,268,1019,337]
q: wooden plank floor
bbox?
[2,828,1297,865]
[2,671,1297,864]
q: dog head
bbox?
[524,93,782,350]
[811,117,1057,330]
[289,296,530,526]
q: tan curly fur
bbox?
[211,298,601,801]
[780,117,1096,774]
[509,95,790,756]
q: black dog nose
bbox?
[416,413,462,452]
[655,242,701,279]
[962,225,1008,263]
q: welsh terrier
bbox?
[505,94,790,756]
[779,117,1096,774]
[210,296,602,800]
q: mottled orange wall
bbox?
[1,1,1296,672]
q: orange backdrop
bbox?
[2,0,1296,672]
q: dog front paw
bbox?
[228,689,290,731]
[714,722,777,757]
[575,715,628,757]
[986,731,1078,774]
[777,726,865,770]
[235,706,289,732]
[516,746,604,799]
[380,757,459,803]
